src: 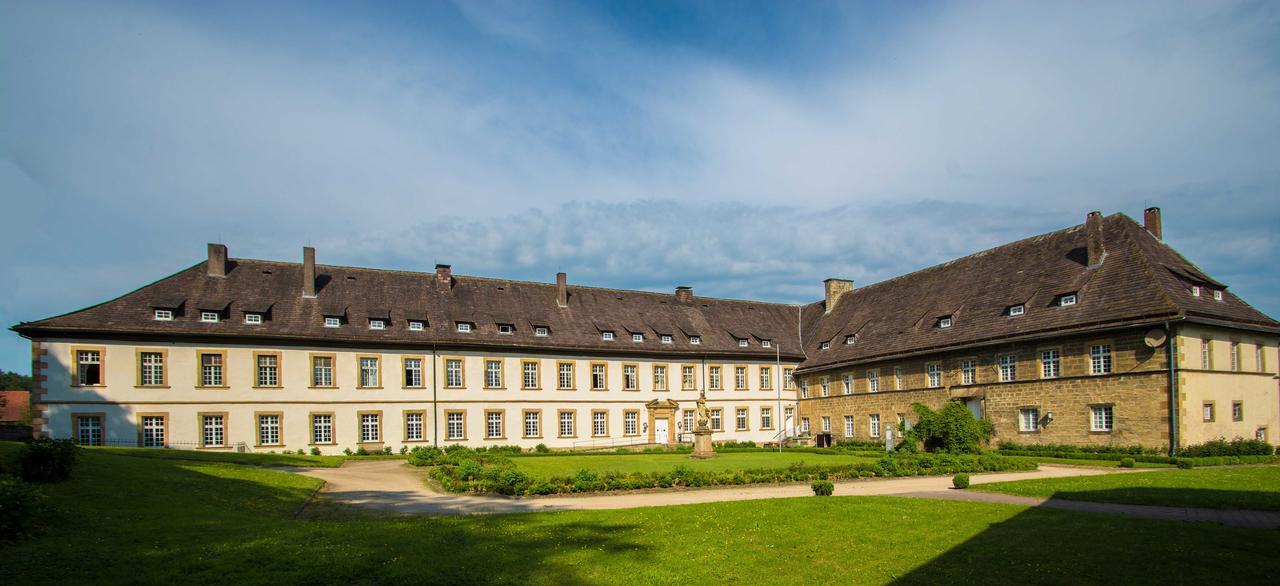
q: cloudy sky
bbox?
[2,0,1278,372]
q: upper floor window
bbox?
[1090,345,1112,375]
[498,324,514,335]
[535,327,549,337]
[926,363,942,388]
[1191,285,1201,297]
[154,309,173,321]
[199,352,224,387]
[689,335,701,345]
[1256,344,1266,373]
[1008,305,1024,317]
[660,334,673,344]
[369,319,385,330]
[200,312,220,323]
[998,355,1017,382]
[961,359,976,385]
[140,351,166,386]
[1058,293,1077,307]
[1201,337,1213,369]
[867,369,879,393]
[1230,341,1240,372]
[845,335,856,345]
[408,320,425,331]
[842,373,853,395]
[1041,350,1060,379]
[737,339,748,347]
[244,313,263,324]
[75,349,102,386]
[457,322,473,333]
[938,316,952,329]
[632,333,644,343]
[820,341,830,350]
[602,331,615,341]
[761,339,771,348]
[1213,290,1223,301]
[324,317,341,328]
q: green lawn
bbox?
[84,445,349,467]
[4,445,1280,584]
[511,450,881,478]
[976,466,1280,510]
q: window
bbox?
[821,416,831,433]
[1059,294,1077,307]
[360,413,381,443]
[709,366,722,390]
[446,412,465,440]
[624,411,638,436]
[1040,350,1060,379]
[75,349,102,386]
[154,309,173,321]
[405,412,424,441]
[141,415,166,448]
[198,414,224,447]
[1256,344,1265,372]
[998,355,1016,382]
[522,361,539,389]
[784,368,796,390]
[485,359,503,388]
[1202,338,1212,369]
[661,334,672,344]
[689,335,701,345]
[1009,305,1024,317]
[844,415,854,437]
[927,364,942,388]
[363,319,383,330]
[256,354,279,387]
[1257,427,1268,442]
[404,357,423,388]
[710,408,723,432]
[735,366,748,390]
[800,381,808,399]
[761,407,773,429]
[1090,345,1112,375]
[938,316,952,328]
[201,311,219,323]
[140,351,165,386]
[820,342,830,350]
[1202,402,1216,422]
[1232,401,1243,422]
[498,324,513,335]
[1019,408,1039,432]
[485,411,504,439]
[1230,341,1240,372]
[591,363,607,390]
[684,410,695,433]
[738,338,748,347]
[524,411,541,438]
[408,320,425,331]
[869,414,881,438]
[244,313,263,324]
[682,365,696,390]
[602,331,615,341]
[200,352,224,387]
[1090,405,1114,432]
[76,415,104,446]
[359,356,380,388]
[737,408,749,431]
[593,411,608,436]
[457,322,472,333]
[535,326,549,337]
[961,359,976,385]
[761,339,772,348]
[324,317,341,328]
[1213,290,1223,301]
[653,365,668,391]
[623,364,638,390]
[445,359,463,388]
[867,369,880,393]
[558,362,575,389]
[845,334,856,345]
[760,366,773,390]
[842,373,853,395]
[801,417,810,434]
[559,411,575,437]
[893,367,903,390]
[632,333,644,343]
[312,355,334,387]
[819,376,830,397]
[1192,285,1201,297]
[257,414,281,446]
[312,414,333,444]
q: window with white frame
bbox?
[869,414,881,438]
[801,417,810,434]
[683,410,695,433]
[1230,341,1240,372]
[592,411,607,436]
[602,331,615,341]
[998,355,1017,382]
[1041,350,1060,379]
[559,411,575,437]
[408,320,425,331]
[141,415,165,448]
[196,414,220,447]
[961,359,976,385]
[660,334,672,344]
[1202,338,1212,369]
[1257,344,1266,373]
[1233,401,1244,422]
[819,376,829,397]
[140,351,165,386]
[445,359,463,388]
[784,368,795,389]
[654,365,668,390]
[257,354,279,387]
[1058,293,1077,307]
[524,411,541,438]
[324,317,341,328]
[369,319,385,330]
[1009,305,1024,317]
[800,380,808,399]
[1019,408,1039,432]
[77,415,104,446]
[154,309,173,321]
[761,407,772,429]
[938,316,952,328]
[535,326,549,337]
[760,366,772,390]
[244,313,262,324]
[735,366,747,390]
[1191,285,1201,297]
[405,412,424,441]
[591,363,607,390]
[359,357,379,387]
[498,324,513,335]
[485,359,503,388]
[1090,405,1114,432]
[867,369,880,392]
[738,338,748,347]
[821,416,831,433]
[624,411,638,435]
[523,361,539,389]
[927,363,942,388]
[632,333,644,343]
[257,414,280,445]
[312,414,333,444]
[820,341,830,350]
[360,413,381,443]
[456,322,472,333]
[711,408,723,432]
[844,415,854,437]
[689,335,701,345]
[682,365,696,390]
[201,311,219,323]
[709,366,722,390]
[558,362,575,389]
[761,339,772,348]
[1090,345,1112,375]
[894,367,903,390]
[842,373,853,395]
[404,357,423,387]
[200,352,224,387]
[1203,402,1215,422]
[1256,427,1268,442]
[737,408,748,431]
[1213,290,1223,301]
[446,412,464,440]
[485,411,503,439]
[624,364,638,390]
[76,350,102,385]
[845,334,856,345]
[312,356,333,387]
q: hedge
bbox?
[996,441,1162,455]
[995,449,1279,467]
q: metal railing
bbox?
[569,436,664,451]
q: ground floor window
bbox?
[405,412,424,441]
[1257,427,1268,442]
[1019,408,1039,432]
[141,415,166,448]
[486,411,504,439]
[821,416,831,433]
[447,412,465,440]
[593,411,608,436]
[76,415,103,446]
[711,408,723,432]
[800,417,810,434]
[869,414,881,438]
[736,408,748,431]
[683,410,694,432]
[312,414,333,444]
[559,411,575,437]
[524,411,541,438]
[361,413,381,443]
[201,414,225,447]
[1090,405,1114,432]
[843,415,854,437]
[761,407,773,429]
[624,411,638,436]
[258,414,281,446]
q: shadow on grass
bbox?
[1042,486,1280,512]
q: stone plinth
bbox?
[691,427,715,459]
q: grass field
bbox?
[510,450,882,477]
[4,443,1280,584]
[84,445,350,467]
[974,465,1280,511]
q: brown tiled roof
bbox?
[13,260,805,359]
[795,214,1279,373]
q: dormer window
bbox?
[200,312,220,323]
[761,339,771,348]
[1009,305,1025,317]
[738,339,748,347]
[689,335,701,345]
[1192,286,1201,297]
[845,335,856,345]
[1213,290,1223,302]
[535,327,549,337]
[661,334,673,344]
[820,341,830,350]
[324,317,341,328]
[408,320,425,331]
[632,333,644,343]
[602,331,614,341]
[244,313,263,325]
[457,322,473,333]
[938,316,953,329]
[369,319,386,330]
[498,324,514,335]
[154,309,173,321]
[1058,293,1077,307]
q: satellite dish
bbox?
[1144,329,1168,348]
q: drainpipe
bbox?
[431,344,439,448]
[1165,322,1179,457]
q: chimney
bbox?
[556,272,568,308]
[1144,207,1162,240]
[1086,211,1106,268]
[675,286,693,303]
[435,264,452,290]
[302,247,317,298]
[207,243,227,278]
[823,278,853,314]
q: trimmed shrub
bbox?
[0,475,46,540]
[996,441,1161,455]
[811,480,834,496]
[952,473,970,489]
[535,443,550,453]
[1177,459,1195,469]
[310,447,321,456]
[1119,458,1136,468]
[1180,438,1274,457]
[19,439,78,483]
[902,402,993,454]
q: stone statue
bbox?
[690,390,715,458]
[695,391,711,430]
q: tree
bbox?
[901,402,994,454]
[0,369,34,391]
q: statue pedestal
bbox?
[690,427,715,459]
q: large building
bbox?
[11,208,1279,453]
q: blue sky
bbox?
[2,0,1278,373]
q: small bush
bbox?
[1180,438,1275,457]
[355,447,369,456]
[309,447,321,456]
[811,480,834,496]
[382,446,393,455]
[1119,458,1136,468]
[535,443,550,453]
[399,446,408,455]
[342,448,353,456]
[1177,459,1195,469]
[0,475,46,540]
[952,473,970,489]
[19,439,78,483]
